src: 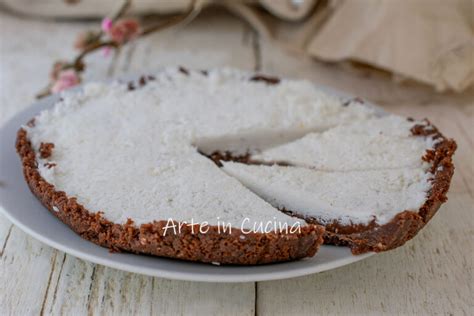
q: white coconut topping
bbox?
[222,162,433,225]
[143,68,376,154]
[26,68,378,229]
[253,116,438,171]
[25,67,433,228]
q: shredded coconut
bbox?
[26,67,433,227]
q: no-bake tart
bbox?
[16,67,456,264]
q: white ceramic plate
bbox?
[0,82,377,283]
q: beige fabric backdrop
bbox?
[2,0,473,92]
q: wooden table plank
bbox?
[40,255,256,316]
[1,227,60,315]
[151,280,255,316]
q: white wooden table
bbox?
[1,9,473,315]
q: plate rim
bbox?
[0,77,377,283]
[0,206,374,282]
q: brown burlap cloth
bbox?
[4,0,473,92]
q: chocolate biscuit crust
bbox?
[16,129,324,265]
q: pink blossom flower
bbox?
[50,61,66,81]
[107,19,140,44]
[51,70,80,93]
[101,17,113,32]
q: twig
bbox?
[73,41,119,68]
[37,0,200,99]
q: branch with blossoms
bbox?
[37,0,199,98]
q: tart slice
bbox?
[222,117,456,254]
[252,116,441,171]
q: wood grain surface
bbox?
[1,8,472,316]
